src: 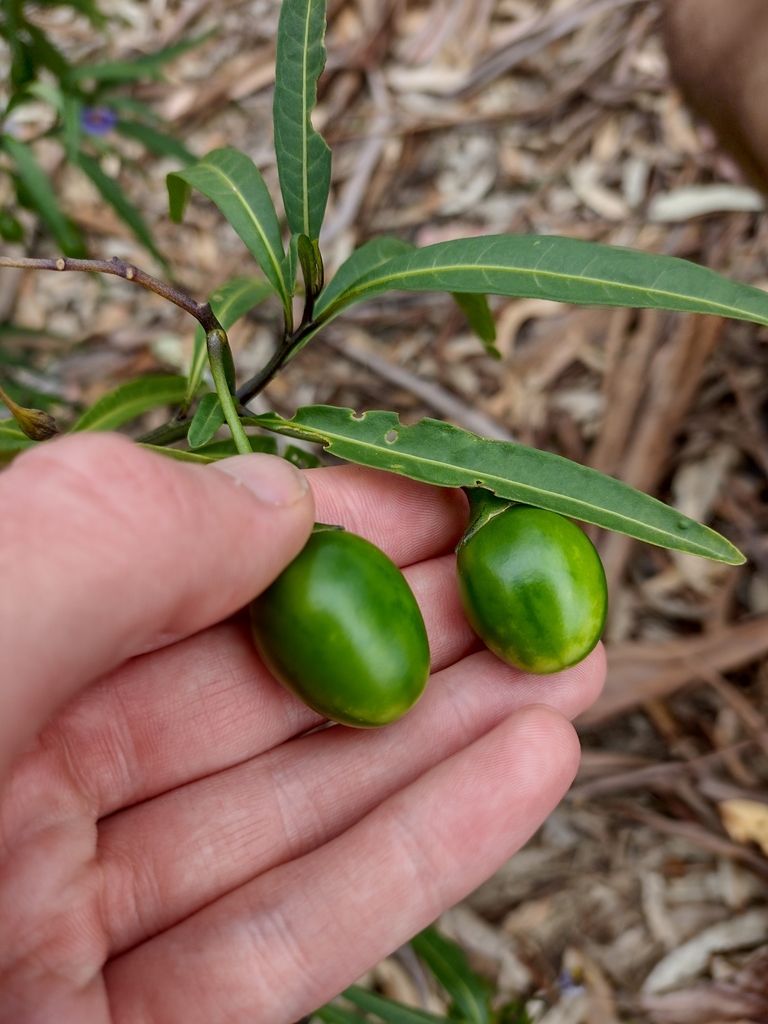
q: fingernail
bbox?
[212,453,309,506]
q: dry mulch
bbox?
[2,0,768,1020]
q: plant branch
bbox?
[236,320,318,406]
[136,419,191,446]
[0,255,223,333]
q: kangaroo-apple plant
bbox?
[0,0,750,719]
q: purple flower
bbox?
[80,107,118,137]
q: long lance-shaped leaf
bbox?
[451,292,498,356]
[273,0,331,240]
[411,928,490,1024]
[71,374,189,432]
[3,135,86,257]
[186,276,274,406]
[70,34,206,82]
[317,236,414,313]
[244,406,744,564]
[167,149,290,316]
[116,119,195,165]
[342,986,449,1024]
[317,237,498,351]
[187,392,224,448]
[313,1006,367,1024]
[314,234,768,327]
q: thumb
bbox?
[0,434,314,780]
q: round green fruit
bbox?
[456,505,607,674]
[250,528,430,728]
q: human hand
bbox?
[0,434,605,1024]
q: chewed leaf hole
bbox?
[351,411,366,421]
[385,429,398,443]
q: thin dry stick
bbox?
[568,740,756,801]
[0,256,223,334]
[458,0,643,95]
[607,800,768,877]
[705,671,768,761]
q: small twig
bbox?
[0,255,223,334]
[568,740,756,801]
[606,800,768,877]
[236,323,316,406]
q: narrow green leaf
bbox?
[283,443,322,468]
[2,135,86,256]
[61,93,82,165]
[1,1,34,91]
[187,392,224,448]
[411,927,490,1024]
[316,238,498,353]
[186,275,275,406]
[298,233,324,303]
[282,232,300,297]
[23,20,73,83]
[315,234,768,329]
[243,406,745,564]
[451,293,499,357]
[314,1006,367,1024]
[138,443,217,464]
[273,0,331,239]
[116,119,194,165]
[343,985,449,1024]
[315,237,416,316]
[71,374,189,432]
[78,153,166,265]
[71,35,207,83]
[192,434,278,457]
[168,149,290,314]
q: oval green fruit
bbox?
[250,529,430,727]
[457,505,607,674]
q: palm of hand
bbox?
[0,447,603,1024]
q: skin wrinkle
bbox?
[94,645,603,957]
[1,438,605,1022]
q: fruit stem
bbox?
[458,487,515,551]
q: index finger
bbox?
[0,434,314,781]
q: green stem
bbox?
[236,319,318,406]
[207,328,252,456]
[136,419,191,446]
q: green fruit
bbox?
[457,505,607,674]
[250,528,430,727]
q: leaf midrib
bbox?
[203,162,288,306]
[321,252,768,325]
[301,0,312,237]
[257,417,725,555]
